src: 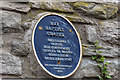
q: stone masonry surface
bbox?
[0,0,119,79]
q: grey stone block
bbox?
[0,52,22,75]
[0,2,31,13]
[1,10,23,33]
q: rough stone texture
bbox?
[74,2,118,19]
[72,58,119,78]
[29,0,119,3]
[0,25,2,35]
[22,22,31,31]
[102,0,119,3]
[11,41,29,56]
[1,52,22,75]
[71,58,100,78]
[85,25,98,43]
[85,20,119,45]
[20,58,35,78]
[0,1,119,79]
[31,2,74,13]
[2,33,25,57]
[0,2,31,13]
[0,11,2,35]
[118,2,120,12]
[0,35,3,48]
[105,58,119,77]
[83,45,119,57]
[63,14,97,24]
[99,20,119,45]
[1,10,23,33]
[2,33,24,44]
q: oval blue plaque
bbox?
[32,13,82,78]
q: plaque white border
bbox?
[32,13,82,78]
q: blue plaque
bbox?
[32,13,82,78]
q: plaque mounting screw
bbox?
[69,29,72,32]
[39,26,43,30]
[57,61,61,64]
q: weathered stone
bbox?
[118,2,120,11]
[29,0,119,3]
[1,10,23,33]
[83,45,119,57]
[99,20,118,45]
[0,35,3,48]
[0,1,119,79]
[80,58,100,77]
[11,41,29,56]
[0,2,30,13]
[74,2,118,19]
[63,14,97,24]
[102,0,119,3]
[22,22,31,31]
[71,57,119,78]
[84,20,119,45]
[0,52,22,75]
[31,2,74,13]
[0,11,2,35]
[0,27,2,35]
[71,57,100,78]
[85,25,98,43]
[27,11,97,25]
[2,33,25,55]
[20,58,35,78]
[2,33,24,44]
[105,58,119,77]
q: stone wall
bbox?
[0,0,119,79]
